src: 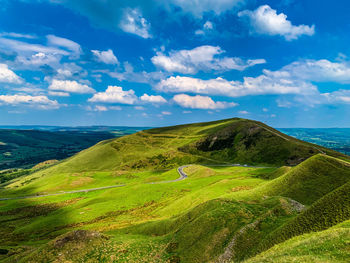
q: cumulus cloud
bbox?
[195,21,214,35]
[157,57,350,99]
[16,52,59,67]
[49,79,95,94]
[0,63,22,83]
[88,86,138,104]
[91,49,119,65]
[280,59,350,83]
[238,5,315,40]
[140,94,167,103]
[119,8,151,38]
[0,94,59,109]
[173,94,237,109]
[151,45,265,74]
[157,73,315,98]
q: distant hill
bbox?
[43,118,349,175]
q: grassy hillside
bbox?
[255,179,350,255]
[244,220,350,263]
[251,154,350,205]
[0,118,349,262]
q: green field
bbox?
[0,118,349,262]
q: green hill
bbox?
[251,154,350,205]
[0,118,349,263]
[244,220,350,263]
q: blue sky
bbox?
[0,0,350,127]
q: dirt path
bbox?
[0,163,269,201]
[0,165,191,201]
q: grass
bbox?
[244,220,350,263]
[0,165,275,262]
[248,154,350,205]
[0,118,350,262]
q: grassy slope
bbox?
[244,220,350,263]
[1,118,350,262]
[255,179,350,256]
[0,165,277,262]
[250,154,350,205]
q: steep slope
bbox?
[255,179,350,255]
[180,119,347,166]
[217,154,350,262]
[244,220,350,263]
[252,154,350,205]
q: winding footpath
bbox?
[0,163,268,201]
[0,165,190,201]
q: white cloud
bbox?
[161,111,172,115]
[151,45,265,74]
[88,86,138,104]
[49,79,95,94]
[0,32,37,39]
[173,94,237,109]
[280,59,350,83]
[0,94,59,109]
[46,34,82,57]
[48,91,70,97]
[0,34,84,73]
[119,8,151,39]
[238,110,249,114]
[195,21,214,35]
[321,90,350,104]
[140,93,167,104]
[157,58,350,100]
[203,21,214,30]
[0,37,69,56]
[91,49,119,65]
[157,74,315,98]
[238,5,315,40]
[0,64,22,84]
[16,52,59,67]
